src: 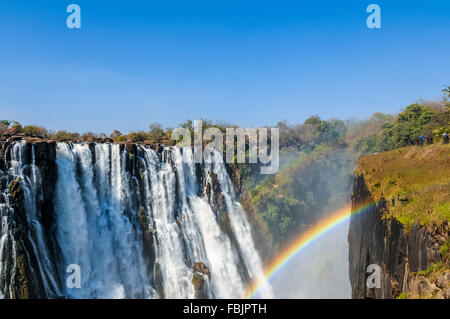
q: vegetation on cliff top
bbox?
[356,143,450,229]
[352,101,449,155]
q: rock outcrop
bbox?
[348,174,449,299]
[192,262,210,299]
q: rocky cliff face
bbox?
[0,138,59,298]
[348,174,449,299]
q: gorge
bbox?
[1,136,448,299]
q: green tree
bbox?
[128,131,148,142]
[443,85,450,99]
[11,121,23,134]
[148,123,164,142]
[53,130,79,141]
[375,104,434,150]
[304,115,322,126]
[23,125,47,137]
[180,120,193,130]
[0,120,11,127]
[0,120,11,134]
[110,130,122,141]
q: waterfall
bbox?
[0,141,271,299]
[0,193,9,299]
[204,150,274,298]
[160,147,246,298]
[54,143,154,298]
[0,141,62,298]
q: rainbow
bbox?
[244,203,373,299]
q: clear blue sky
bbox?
[1,0,449,134]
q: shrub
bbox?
[148,123,164,142]
[128,131,148,142]
[53,130,80,141]
[0,120,10,134]
[10,121,23,134]
[357,103,449,153]
[416,262,443,277]
[110,130,122,141]
[116,135,127,142]
[397,292,408,299]
[23,125,48,137]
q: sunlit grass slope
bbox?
[356,143,450,230]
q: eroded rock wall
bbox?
[348,174,449,299]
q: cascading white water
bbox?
[0,191,14,299]
[161,148,247,298]
[140,147,197,298]
[0,199,9,300]
[203,150,274,298]
[54,143,154,298]
[0,141,271,299]
[0,141,61,297]
[24,144,61,297]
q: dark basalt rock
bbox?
[125,142,137,154]
[348,174,449,299]
[226,163,242,196]
[0,139,60,298]
[138,208,156,284]
[6,135,25,143]
[8,178,24,207]
[204,171,226,213]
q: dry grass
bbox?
[356,144,450,229]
